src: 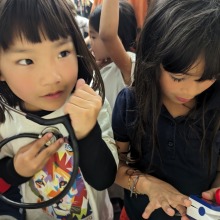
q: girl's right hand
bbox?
[140,175,191,219]
[13,133,63,177]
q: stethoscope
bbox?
[0,99,79,209]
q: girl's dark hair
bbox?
[89,0,137,51]
[0,0,104,122]
[132,0,220,171]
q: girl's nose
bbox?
[40,63,62,85]
[181,81,198,98]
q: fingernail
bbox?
[47,133,53,138]
[184,198,190,204]
[59,138,64,144]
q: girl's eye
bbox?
[89,35,96,40]
[169,74,185,82]
[172,77,184,82]
[58,51,70,58]
[18,59,33,65]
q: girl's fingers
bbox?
[160,199,175,216]
[14,134,64,177]
[28,133,57,156]
[202,189,216,200]
[181,214,190,220]
[142,201,156,219]
[74,80,97,96]
[35,137,64,162]
[142,195,191,219]
[175,205,187,217]
[17,133,54,155]
[69,89,101,105]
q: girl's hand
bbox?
[14,133,64,177]
[202,187,220,203]
[141,175,191,219]
[64,78,102,140]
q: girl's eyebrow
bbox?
[7,47,32,53]
[53,37,73,48]
[184,71,204,77]
[8,38,73,54]
[183,72,197,76]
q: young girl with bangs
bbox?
[0,0,118,219]
[112,0,220,219]
[89,0,137,110]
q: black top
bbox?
[112,80,220,219]
[0,110,117,191]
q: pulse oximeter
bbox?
[187,195,220,220]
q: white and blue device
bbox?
[187,195,220,220]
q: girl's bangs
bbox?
[154,0,220,82]
[0,0,74,49]
[162,32,220,81]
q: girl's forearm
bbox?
[115,163,151,196]
[99,0,119,40]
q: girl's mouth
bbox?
[176,96,192,103]
[44,91,63,99]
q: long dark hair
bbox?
[89,0,137,51]
[0,0,104,122]
[132,0,220,170]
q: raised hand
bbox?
[64,78,102,140]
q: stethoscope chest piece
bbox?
[38,126,63,146]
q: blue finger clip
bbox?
[187,195,220,220]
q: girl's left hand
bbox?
[64,78,102,140]
[140,175,191,219]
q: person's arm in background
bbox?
[99,0,133,85]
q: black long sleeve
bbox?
[78,122,117,190]
[0,157,31,185]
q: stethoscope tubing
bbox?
[0,107,79,209]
